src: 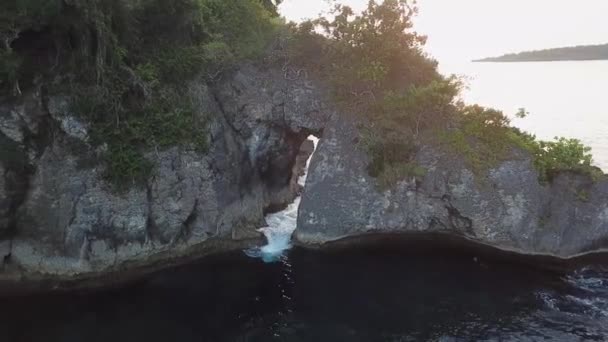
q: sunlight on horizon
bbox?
[279,0,608,66]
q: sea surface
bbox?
[1,243,607,341]
[443,60,608,171]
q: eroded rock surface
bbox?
[2,57,608,291]
[0,64,328,284]
[296,116,608,258]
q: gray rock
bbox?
[0,109,24,143]
[47,96,89,142]
[0,239,9,258]
[148,149,208,244]
[0,64,329,281]
[297,116,608,258]
[0,162,8,236]
[0,90,47,144]
[0,134,29,239]
[15,143,149,274]
[213,64,329,213]
[1,56,608,288]
[214,64,326,170]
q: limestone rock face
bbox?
[0,64,328,283]
[213,65,328,209]
[296,116,608,258]
[3,56,608,290]
[0,162,8,238]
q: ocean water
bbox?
[1,243,607,341]
[443,60,608,171]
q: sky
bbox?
[279,0,608,65]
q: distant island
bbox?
[474,43,608,62]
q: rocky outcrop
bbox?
[296,116,608,259]
[0,63,329,286]
[3,55,607,291]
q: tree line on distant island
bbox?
[475,43,608,62]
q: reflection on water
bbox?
[442,60,608,171]
[1,242,607,341]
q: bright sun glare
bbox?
[280,0,608,64]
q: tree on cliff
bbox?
[259,0,283,16]
[287,0,602,186]
[0,0,599,189]
[291,0,439,103]
[0,0,280,188]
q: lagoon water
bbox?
[445,60,608,171]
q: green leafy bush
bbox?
[73,83,209,189]
[287,1,603,189]
[104,142,154,189]
[2,0,280,188]
[376,162,426,190]
[317,1,438,102]
[378,77,462,136]
[441,105,602,182]
[534,137,601,182]
[440,105,519,174]
[360,125,425,189]
[286,0,446,187]
[5,0,603,191]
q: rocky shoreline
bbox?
[0,63,328,289]
[297,115,608,259]
[4,231,608,297]
[296,232,608,272]
[2,62,608,294]
[0,238,261,296]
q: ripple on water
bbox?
[1,244,608,341]
[536,266,608,323]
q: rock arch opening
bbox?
[246,134,319,262]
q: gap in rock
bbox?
[245,135,319,263]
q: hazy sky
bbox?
[279,0,608,64]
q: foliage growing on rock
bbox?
[1,0,280,188]
[440,105,531,175]
[286,0,602,187]
[283,0,443,187]
[442,105,602,182]
[2,0,602,189]
[533,137,603,182]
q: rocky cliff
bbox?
[0,64,328,287]
[2,59,608,292]
[296,116,608,259]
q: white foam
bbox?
[565,295,608,317]
[246,136,318,263]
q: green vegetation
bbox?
[441,106,601,182]
[2,0,602,190]
[285,0,442,187]
[286,0,602,188]
[576,189,590,203]
[532,137,603,182]
[1,0,280,189]
[440,105,522,175]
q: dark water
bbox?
[1,241,607,341]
